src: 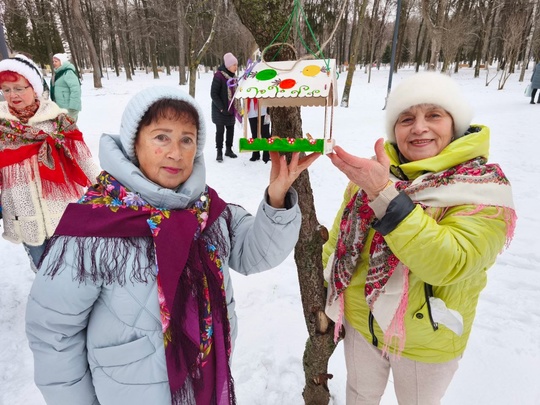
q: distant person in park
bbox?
[51,52,82,121]
[529,61,540,104]
[246,97,271,163]
[26,86,320,404]
[323,72,516,404]
[211,52,241,162]
[0,54,98,271]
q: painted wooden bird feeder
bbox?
[234,58,338,154]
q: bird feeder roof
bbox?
[234,58,338,108]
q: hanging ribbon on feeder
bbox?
[259,0,339,80]
[227,58,260,119]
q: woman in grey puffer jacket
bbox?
[25,86,320,405]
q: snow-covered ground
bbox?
[1,64,539,405]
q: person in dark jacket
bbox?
[529,62,540,104]
[211,52,240,162]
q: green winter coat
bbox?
[323,126,514,363]
[51,62,81,112]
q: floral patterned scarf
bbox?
[46,172,236,404]
[328,157,516,355]
[8,98,39,123]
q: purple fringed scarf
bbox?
[48,172,236,405]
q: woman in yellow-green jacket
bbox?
[323,72,516,404]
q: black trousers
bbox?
[248,116,271,162]
[531,88,540,103]
[215,124,234,150]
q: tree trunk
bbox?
[140,0,159,79]
[422,0,448,71]
[395,0,411,70]
[111,0,132,80]
[69,0,101,87]
[105,1,119,76]
[341,0,369,107]
[187,2,219,97]
[367,0,380,84]
[177,0,187,85]
[231,0,339,403]
[519,1,537,81]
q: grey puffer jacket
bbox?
[25,134,302,405]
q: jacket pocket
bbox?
[92,335,167,385]
[94,336,155,367]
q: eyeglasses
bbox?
[1,86,31,96]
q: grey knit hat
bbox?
[119,86,206,164]
[385,72,474,142]
[0,54,45,97]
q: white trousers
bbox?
[344,320,460,405]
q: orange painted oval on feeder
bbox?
[279,78,296,89]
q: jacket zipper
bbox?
[368,312,378,346]
[424,283,439,331]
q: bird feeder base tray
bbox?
[239,138,334,154]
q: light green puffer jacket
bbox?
[52,62,81,111]
[323,126,514,363]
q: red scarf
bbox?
[0,117,92,198]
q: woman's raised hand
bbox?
[267,151,321,208]
[328,138,390,200]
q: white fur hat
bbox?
[385,72,473,142]
[119,86,206,164]
[53,53,70,65]
[0,54,44,96]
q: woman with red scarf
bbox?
[0,54,99,270]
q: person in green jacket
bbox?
[323,72,517,404]
[51,53,81,122]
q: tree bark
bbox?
[187,1,219,97]
[341,0,368,107]
[177,0,187,85]
[422,0,448,71]
[69,0,101,87]
[395,0,411,70]
[111,0,132,80]
[230,1,338,403]
[140,0,159,79]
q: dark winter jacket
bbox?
[531,63,540,89]
[210,65,236,126]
